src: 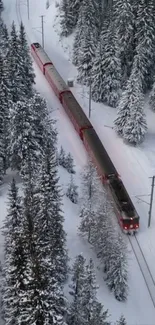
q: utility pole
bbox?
[148,175,155,228]
[27,0,29,20]
[40,15,45,48]
[88,79,92,118]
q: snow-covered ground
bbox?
[2,0,155,323]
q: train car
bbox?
[31,43,52,73]
[109,177,139,233]
[82,128,117,181]
[44,64,69,101]
[61,91,92,139]
[82,128,139,233]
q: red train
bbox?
[31,42,139,234]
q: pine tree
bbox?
[2,178,28,323]
[135,0,155,91]
[116,314,127,325]
[99,26,122,107]
[66,175,78,204]
[8,100,42,175]
[149,81,155,111]
[91,36,106,102]
[0,51,11,172]
[60,0,74,36]
[122,59,147,145]
[19,21,35,98]
[106,235,128,301]
[77,0,98,85]
[59,145,66,167]
[0,21,9,57]
[113,0,135,84]
[123,94,147,145]
[83,259,110,325]
[65,152,76,174]
[8,21,25,102]
[20,173,61,325]
[72,6,85,66]
[36,137,68,284]
[114,55,147,142]
[68,254,86,325]
[0,0,3,11]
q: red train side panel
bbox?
[61,92,92,139]
[44,65,69,101]
[31,43,52,73]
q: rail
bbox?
[129,234,155,308]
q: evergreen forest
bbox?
[0,1,128,323]
[60,0,155,145]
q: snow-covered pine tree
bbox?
[60,0,73,36]
[77,0,98,85]
[68,254,86,325]
[72,6,85,66]
[2,178,28,323]
[19,21,35,98]
[8,21,25,102]
[99,26,122,107]
[59,145,66,167]
[91,20,109,102]
[36,137,68,284]
[78,207,96,243]
[79,159,104,242]
[149,81,155,111]
[122,58,147,145]
[8,100,42,176]
[0,21,9,57]
[105,234,128,301]
[113,0,135,85]
[20,172,63,325]
[66,174,78,203]
[114,53,147,142]
[65,152,76,174]
[135,0,155,91]
[0,0,3,11]
[82,258,110,325]
[30,91,57,150]
[116,314,127,325]
[0,53,11,174]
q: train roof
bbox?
[31,43,52,65]
[45,64,68,92]
[83,128,118,176]
[62,92,92,128]
[110,177,135,214]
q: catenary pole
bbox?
[88,80,91,118]
[148,175,155,227]
[40,15,45,48]
[27,0,29,20]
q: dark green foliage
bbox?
[36,137,68,284]
[76,0,98,85]
[19,22,35,98]
[60,0,82,36]
[66,175,78,203]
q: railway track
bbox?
[129,234,155,308]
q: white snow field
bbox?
[1,0,155,323]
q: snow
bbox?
[1,0,155,323]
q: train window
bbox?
[33,43,40,48]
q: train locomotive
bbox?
[31,42,139,234]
